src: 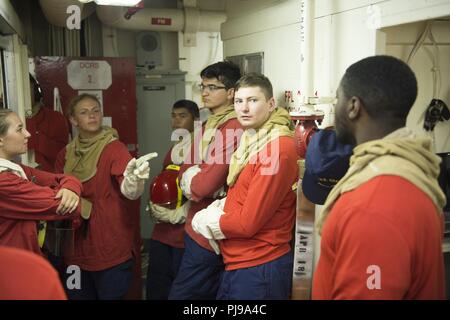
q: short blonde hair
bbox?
[67,94,101,116]
[234,73,273,100]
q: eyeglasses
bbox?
[198,84,227,92]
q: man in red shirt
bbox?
[192,74,299,299]
[146,99,199,299]
[312,55,446,300]
[168,61,242,300]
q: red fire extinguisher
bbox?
[291,114,324,159]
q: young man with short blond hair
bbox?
[192,74,299,299]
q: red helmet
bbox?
[149,165,183,209]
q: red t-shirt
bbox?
[219,137,299,270]
[312,176,446,300]
[55,140,137,271]
[0,246,67,300]
[181,118,243,251]
[26,106,70,172]
[0,165,82,255]
[151,147,185,248]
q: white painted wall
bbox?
[224,22,302,106]
[221,0,450,127]
[178,31,223,108]
[313,7,383,127]
[313,0,450,97]
[382,20,450,153]
[222,0,302,108]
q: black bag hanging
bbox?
[424,99,450,131]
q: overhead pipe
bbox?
[96,5,226,33]
[39,1,226,38]
[39,0,95,28]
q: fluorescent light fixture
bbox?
[79,0,141,6]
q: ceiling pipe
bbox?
[95,5,226,33]
[39,1,226,47]
[39,0,95,28]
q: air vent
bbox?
[136,31,162,67]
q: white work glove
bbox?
[121,152,157,200]
[148,201,190,224]
[179,165,201,200]
[210,197,226,210]
[192,206,226,240]
[192,205,226,255]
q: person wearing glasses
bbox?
[168,61,243,300]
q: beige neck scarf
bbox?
[64,126,118,182]
[200,105,237,161]
[317,127,447,234]
[64,126,118,220]
[227,107,294,186]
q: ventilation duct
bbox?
[38,1,226,48]
[96,5,226,33]
[39,0,95,28]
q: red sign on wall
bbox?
[151,17,172,25]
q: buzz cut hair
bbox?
[341,55,418,123]
[234,73,273,100]
[172,99,200,119]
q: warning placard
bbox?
[67,60,112,90]
[151,17,171,25]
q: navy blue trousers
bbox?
[146,239,184,300]
[63,259,134,300]
[168,234,224,300]
[217,251,293,300]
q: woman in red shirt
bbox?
[55,94,153,300]
[0,109,81,255]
